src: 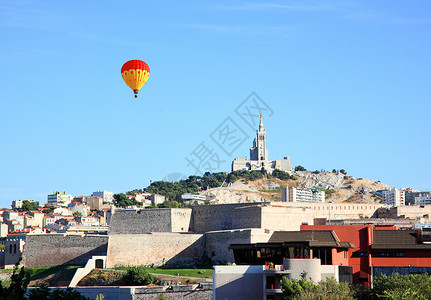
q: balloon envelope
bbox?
[121,60,150,97]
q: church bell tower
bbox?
[250,115,268,161]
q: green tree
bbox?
[0,260,29,300]
[28,286,90,300]
[340,169,347,175]
[122,266,154,286]
[281,274,353,300]
[371,273,431,299]
[73,211,82,217]
[272,169,295,180]
[294,165,306,171]
[0,260,89,300]
[15,200,39,212]
[113,193,141,208]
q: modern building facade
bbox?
[92,191,113,203]
[381,188,405,206]
[47,191,73,205]
[281,187,325,203]
[232,115,292,173]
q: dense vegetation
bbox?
[121,266,154,286]
[141,169,296,203]
[0,262,88,300]
[281,272,431,300]
[13,201,39,212]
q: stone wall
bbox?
[205,229,272,264]
[191,203,265,232]
[377,205,431,219]
[170,209,192,232]
[22,234,108,268]
[106,233,205,268]
[109,209,172,234]
[109,208,192,234]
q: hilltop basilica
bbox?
[231,115,293,173]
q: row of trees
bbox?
[281,272,431,300]
[294,165,347,175]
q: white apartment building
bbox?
[381,188,405,206]
[415,192,431,206]
[92,191,114,203]
[281,187,325,203]
[47,191,73,205]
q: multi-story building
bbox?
[47,191,73,206]
[92,191,113,203]
[281,187,325,203]
[414,192,431,206]
[381,188,405,206]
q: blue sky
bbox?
[1,1,430,207]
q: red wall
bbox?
[301,224,431,286]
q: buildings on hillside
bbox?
[92,190,114,203]
[232,115,292,173]
[281,187,325,203]
[47,191,73,205]
[381,188,405,206]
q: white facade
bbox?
[47,192,72,205]
[415,192,431,206]
[282,187,325,203]
[381,188,405,206]
[92,191,113,203]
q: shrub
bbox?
[122,266,154,286]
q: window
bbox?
[352,252,367,257]
[372,252,392,257]
[13,244,16,254]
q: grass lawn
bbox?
[1,265,82,286]
[115,266,213,278]
[27,265,82,281]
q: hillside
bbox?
[201,171,392,204]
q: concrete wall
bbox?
[106,233,205,268]
[27,286,212,300]
[22,234,108,268]
[284,258,322,282]
[213,265,264,300]
[261,206,314,231]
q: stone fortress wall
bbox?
[105,233,205,268]
[22,234,108,268]
[22,202,408,268]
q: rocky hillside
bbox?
[201,171,392,204]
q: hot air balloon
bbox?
[121,60,150,98]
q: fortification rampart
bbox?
[108,208,192,234]
[205,228,272,264]
[191,203,265,232]
[377,205,431,219]
[105,233,205,268]
[22,234,108,268]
